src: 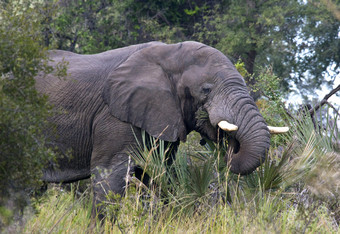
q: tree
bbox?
[194,0,340,100]
[42,0,188,53]
[41,0,227,53]
[0,1,56,227]
[294,0,340,98]
[41,0,339,102]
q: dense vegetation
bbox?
[0,2,56,227]
[40,0,340,100]
[24,112,340,233]
[0,0,339,232]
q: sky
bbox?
[287,76,340,111]
[286,28,340,109]
[317,76,340,104]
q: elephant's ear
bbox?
[103,47,187,142]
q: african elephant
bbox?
[35,41,287,217]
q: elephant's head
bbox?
[103,41,288,175]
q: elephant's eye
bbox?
[202,87,211,95]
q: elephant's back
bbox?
[47,41,165,75]
[37,42,165,98]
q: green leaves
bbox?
[128,103,339,225]
[184,6,200,16]
[0,1,56,227]
[129,131,224,213]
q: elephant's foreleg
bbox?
[90,110,141,220]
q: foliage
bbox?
[193,0,339,100]
[284,107,340,193]
[41,0,192,54]
[1,0,338,231]
[294,0,340,97]
[0,1,56,228]
[194,0,302,96]
[38,0,340,101]
[129,131,224,213]
[253,67,287,123]
[110,105,339,231]
[24,185,95,233]
[24,108,340,232]
[234,59,251,80]
[24,187,338,233]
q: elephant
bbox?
[35,41,288,217]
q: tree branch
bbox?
[325,101,340,116]
[309,84,340,116]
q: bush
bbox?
[0,1,56,228]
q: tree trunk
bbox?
[244,49,260,101]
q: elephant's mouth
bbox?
[220,130,240,156]
[228,136,240,154]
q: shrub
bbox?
[0,1,56,228]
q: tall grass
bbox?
[23,107,339,233]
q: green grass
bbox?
[22,108,340,233]
[23,186,338,233]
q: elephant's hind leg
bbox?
[91,156,133,220]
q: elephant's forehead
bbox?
[182,65,214,84]
[187,64,234,82]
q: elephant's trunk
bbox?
[225,95,270,175]
[207,84,271,175]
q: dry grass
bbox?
[22,109,340,233]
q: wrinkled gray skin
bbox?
[35,41,270,217]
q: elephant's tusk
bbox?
[218,121,238,131]
[268,126,289,134]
